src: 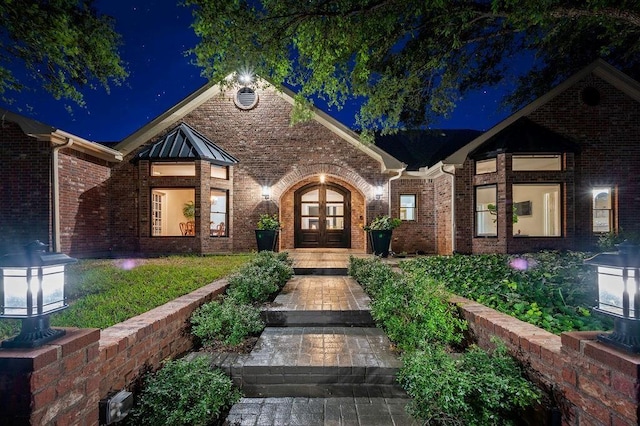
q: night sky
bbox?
[0,1,510,143]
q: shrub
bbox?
[191,298,264,346]
[225,251,293,304]
[399,341,540,426]
[125,356,241,426]
[402,251,608,334]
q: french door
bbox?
[294,183,351,248]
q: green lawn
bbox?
[0,254,252,341]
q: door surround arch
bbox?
[294,182,351,248]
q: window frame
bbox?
[150,162,196,177]
[210,188,229,237]
[399,194,417,221]
[592,187,615,234]
[150,187,196,237]
[475,185,498,237]
[511,183,562,238]
[475,158,497,175]
[511,154,562,171]
[210,164,229,180]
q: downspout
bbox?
[51,138,73,252]
[441,164,456,253]
[387,168,405,216]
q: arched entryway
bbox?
[294,182,351,248]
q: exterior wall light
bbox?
[585,241,640,353]
[375,186,384,200]
[262,185,270,200]
[0,240,76,348]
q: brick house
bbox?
[1,59,638,257]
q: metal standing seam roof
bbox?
[135,122,239,165]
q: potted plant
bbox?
[364,215,401,257]
[255,213,280,252]
[183,201,195,221]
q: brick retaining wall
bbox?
[453,296,640,426]
[0,279,228,425]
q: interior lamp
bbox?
[585,241,640,353]
[0,241,76,348]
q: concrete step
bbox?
[262,276,374,327]
[211,327,405,398]
[225,397,420,425]
[293,267,349,275]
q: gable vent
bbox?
[234,87,258,110]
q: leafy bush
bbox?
[126,356,241,426]
[226,251,293,304]
[191,298,264,346]
[402,251,608,334]
[363,215,402,231]
[348,256,400,299]
[399,341,540,426]
[256,213,280,230]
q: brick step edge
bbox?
[261,310,375,327]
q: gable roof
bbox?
[443,59,640,166]
[115,78,405,172]
[135,122,239,165]
[468,118,579,159]
[375,129,483,171]
[0,108,122,162]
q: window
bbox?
[400,195,416,220]
[151,162,195,176]
[593,187,613,233]
[512,184,560,237]
[512,155,561,171]
[476,158,497,174]
[475,185,497,236]
[151,188,196,236]
[210,189,228,237]
[211,165,228,179]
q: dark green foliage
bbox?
[190,298,264,346]
[125,356,241,426]
[399,341,541,426]
[225,251,293,304]
[350,256,466,350]
[0,0,127,105]
[402,251,609,334]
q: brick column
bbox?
[0,328,101,426]
[561,331,640,426]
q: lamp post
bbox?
[0,241,76,348]
[585,241,640,354]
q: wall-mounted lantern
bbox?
[0,241,76,348]
[375,186,384,200]
[585,241,640,353]
[262,185,271,200]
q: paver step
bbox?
[262,276,374,326]
[224,397,420,425]
[211,327,405,398]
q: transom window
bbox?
[400,195,416,220]
[512,184,561,237]
[512,154,562,171]
[151,188,195,236]
[211,165,228,179]
[476,158,497,174]
[210,189,228,237]
[151,162,195,176]
[475,185,497,237]
[592,187,614,233]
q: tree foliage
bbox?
[187,0,640,139]
[0,0,127,106]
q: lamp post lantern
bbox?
[585,240,640,354]
[0,240,76,348]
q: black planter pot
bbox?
[369,229,393,257]
[255,230,278,252]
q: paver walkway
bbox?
[221,250,418,425]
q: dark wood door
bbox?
[295,183,351,248]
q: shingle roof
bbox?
[468,117,580,159]
[135,122,239,165]
[375,129,483,171]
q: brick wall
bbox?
[0,279,228,425]
[390,178,436,254]
[0,122,52,255]
[454,296,640,426]
[58,150,112,256]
